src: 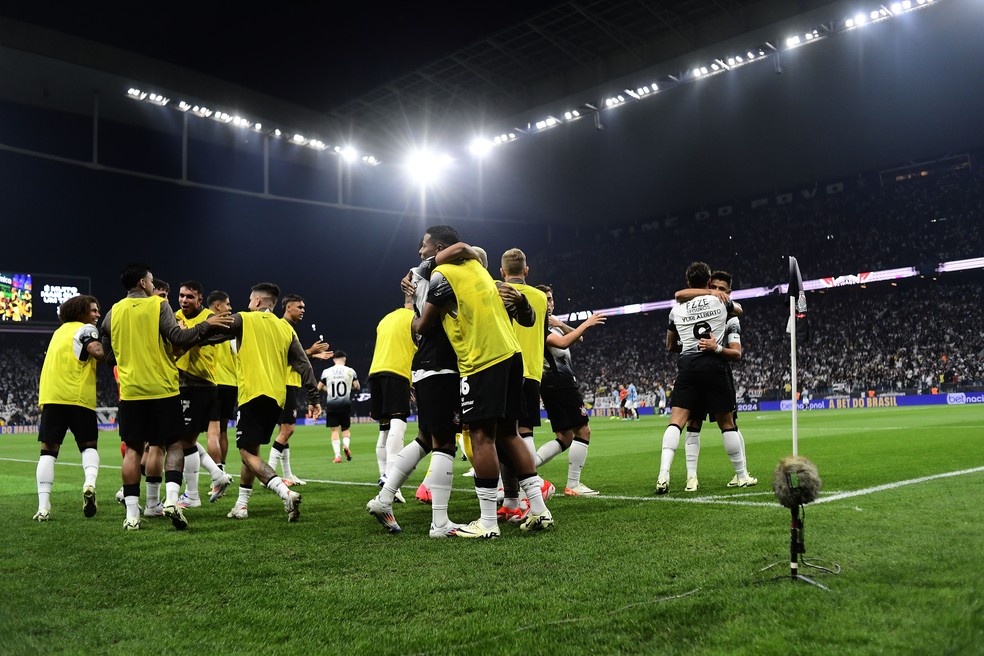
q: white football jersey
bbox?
[669,295,732,370]
[321,364,358,407]
[724,316,741,346]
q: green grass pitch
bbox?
[1,405,982,655]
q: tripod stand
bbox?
[760,505,839,590]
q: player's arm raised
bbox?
[546,313,605,349]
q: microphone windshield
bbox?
[773,455,822,508]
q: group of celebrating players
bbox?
[31,226,755,537]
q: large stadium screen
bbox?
[0,271,91,326]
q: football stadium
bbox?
[1,2,982,654]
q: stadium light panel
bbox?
[405,150,453,187]
[176,101,191,112]
[340,146,358,161]
[362,155,380,166]
[292,134,308,145]
[786,35,801,47]
[469,138,494,156]
[891,2,903,12]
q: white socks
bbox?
[658,425,682,481]
[684,430,701,478]
[385,419,408,474]
[235,485,253,508]
[429,452,454,528]
[183,447,201,501]
[380,440,427,505]
[332,438,342,458]
[81,448,99,488]
[376,427,390,478]
[281,446,297,481]
[519,475,547,514]
[36,454,55,511]
[566,440,589,490]
[535,439,564,468]
[266,476,290,501]
[722,430,748,479]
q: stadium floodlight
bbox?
[126,88,148,101]
[362,155,379,166]
[404,150,453,187]
[145,93,170,106]
[291,134,308,145]
[469,138,494,156]
[891,2,903,12]
[855,12,867,25]
[254,123,262,131]
[308,139,327,150]
[563,109,582,120]
[340,146,358,161]
[190,105,213,118]
[274,128,282,137]
[176,101,192,112]
[786,35,801,47]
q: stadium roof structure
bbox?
[325,0,837,150]
[1,0,982,227]
[0,1,843,156]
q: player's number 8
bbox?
[693,321,712,340]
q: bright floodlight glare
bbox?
[405,150,453,186]
[727,57,736,65]
[870,10,879,19]
[341,146,358,162]
[786,35,801,47]
[903,0,911,7]
[855,13,867,24]
[846,17,855,27]
[469,138,493,156]
[891,2,902,12]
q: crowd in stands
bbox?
[2,158,982,425]
[572,278,984,405]
[536,163,984,310]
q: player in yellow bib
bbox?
[268,294,331,486]
[205,290,238,477]
[496,247,557,522]
[412,226,553,538]
[367,301,417,500]
[173,281,235,508]
[34,295,105,522]
[216,283,323,523]
[100,264,233,531]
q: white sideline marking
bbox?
[810,465,984,505]
[3,458,982,507]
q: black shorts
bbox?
[211,385,238,422]
[461,353,525,424]
[519,378,542,429]
[180,386,217,434]
[671,368,735,416]
[324,406,352,430]
[118,396,185,449]
[38,404,98,447]
[541,387,589,433]
[236,396,283,448]
[415,373,461,442]
[369,374,411,420]
[278,386,300,425]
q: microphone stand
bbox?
[760,504,838,589]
